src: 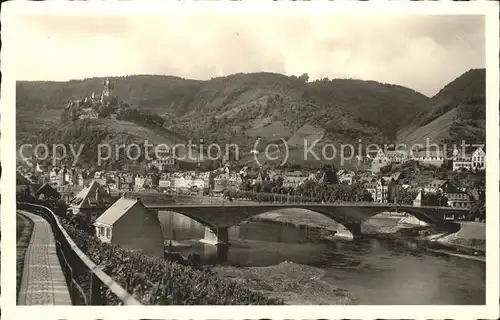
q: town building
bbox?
[386,150,408,164]
[17,170,33,185]
[158,173,171,190]
[364,181,377,202]
[49,167,62,186]
[282,176,307,189]
[363,177,398,203]
[151,145,176,171]
[413,190,423,207]
[212,172,241,192]
[213,173,230,193]
[64,169,84,186]
[152,157,176,171]
[116,173,134,191]
[452,145,486,172]
[171,176,188,190]
[255,172,265,186]
[78,108,99,120]
[93,171,107,187]
[199,172,211,192]
[452,155,473,171]
[371,149,391,174]
[192,176,206,190]
[56,185,85,201]
[375,179,389,203]
[423,179,472,208]
[446,189,473,208]
[94,197,164,258]
[424,179,449,193]
[337,170,355,185]
[472,146,486,170]
[68,180,114,223]
[35,183,61,201]
[409,150,445,167]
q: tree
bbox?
[149,166,160,174]
[151,174,160,188]
[239,179,252,191]
[270,185,281,194]
[262,181,275,193]
[275,176,284,188]
[396,188,419,205]
[380,164,392,174]
[298,73,309,82]
[469,197,485,221]
[253,183,263,193]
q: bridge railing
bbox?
[215,190,321,204]
[18,202,141,306]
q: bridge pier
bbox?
[200,227,229,245]
[345,222,362,239]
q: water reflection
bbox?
[157,210,485,304]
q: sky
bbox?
[15,14,485,97]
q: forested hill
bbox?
[17,72,429,151]
[397,68,486,149]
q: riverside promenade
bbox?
[17,210,72,305]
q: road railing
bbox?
[18,202,141,306]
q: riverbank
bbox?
[250,208,486,260]
[251,208,421,238]
[251,209,339,235]
[435,221,486,251]
[214,261,356,305]
[421,222,486,261]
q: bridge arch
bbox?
[149,205,398,240]
[153,207,363,243]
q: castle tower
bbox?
[103,78,113,97]
[101,78,114,102]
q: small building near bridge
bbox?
[94,197,165,258]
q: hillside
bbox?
[397,69,486,149]
[17,72,430,168]
[28,118,209,169]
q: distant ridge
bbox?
[397,68,486,149]
[17,71,440,168]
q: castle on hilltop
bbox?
[66,78,118,120]
[89,78,115,105]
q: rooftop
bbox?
[95,197,144,226]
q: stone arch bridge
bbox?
[145,203,468,244]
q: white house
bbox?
[94,197,165,258]
[413,190,422,207]
[472,146,486,170]
[282,176,307,189]
[452,145,486,172]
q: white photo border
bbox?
[1,1,499,319]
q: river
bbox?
[158,210,485,305]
